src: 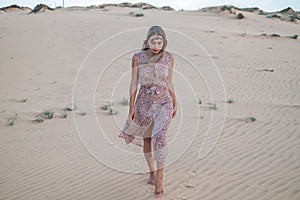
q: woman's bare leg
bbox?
[143,121,156,185]
[154,162,164,198]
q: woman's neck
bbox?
[145,49,163,59]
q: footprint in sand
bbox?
[179,171,197,189]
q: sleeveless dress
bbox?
[119,50,174,164]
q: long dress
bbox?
[119,50,174,164]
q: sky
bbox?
[1,0,299,12]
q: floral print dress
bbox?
[119,50,174,164]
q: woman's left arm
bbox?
[167,54,177,111]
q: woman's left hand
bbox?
[172,105,177,119]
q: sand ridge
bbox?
[0,4,299,200]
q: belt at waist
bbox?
[140,84,169,95]
[140,83,168,89]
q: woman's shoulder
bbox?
[133,50,146,58]
[164,50,174,61]
[132,51,146,64]
[164,50,173,58]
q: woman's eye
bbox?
[151,42,162,45]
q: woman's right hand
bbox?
[129,108,135,120]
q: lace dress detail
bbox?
[119,50,174,164]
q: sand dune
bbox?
[0,4,299,200]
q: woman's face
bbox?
[147,35,164,54]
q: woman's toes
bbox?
[154,189,164,198]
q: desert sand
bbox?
[0,4,300,200]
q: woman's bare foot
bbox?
[154,171,164,198]
[147,171,156,185]
[154,189,164,198]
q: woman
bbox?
[119,25,177,198]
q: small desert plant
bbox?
[237,13,245,19]
[263,69,274,72]
[11,98,27,103]
[34,116,44,123]
[290,17,298,22]
[122,97,129,106]
[129,11,144,17]
[209,102,217,110]
[60,112,67,118]
[100,104,111,110]
[244,115,256,122]
[268,14,281,19]
[270,33,280,37]
[77,111,87,116]
[18,98,27,103]
[108,106,118,115]
[7,113,17,126]
[64,104,77,111]
[42,109,54,119]
[226,98,234,103]
[135,13,144,17]
[290,34,298,39]
[64,107,72,111]
[198,98,202,104]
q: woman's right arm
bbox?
[129,54,138,119]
